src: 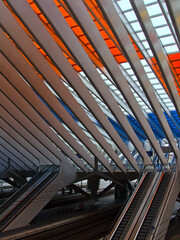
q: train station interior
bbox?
[1,0,180,239]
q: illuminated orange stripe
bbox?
[4,0,180,95]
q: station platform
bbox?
[1,190,180,240]
[0,192,122,240]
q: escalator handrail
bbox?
[104,172,144,238]
[0,165,39,202]
[119,172,163,240]
[148,172,175,240]
[0,171,50,222]
[107,172,149,240]
[134,172,170,239]
[0,165,56,211]
[0,165,59,217]
[170,163,176,173]
[0,167,59,231]
[119,172,159,240]
[138,172,164,232]
[0,170,43,214]
[121,172,161,239]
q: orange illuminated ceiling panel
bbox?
[168,53,180,95]
[151,54,180,96]
[27,0,153,69]
[21,0,180,96]
[151,57,169,94]
[169,53,180,75]
[55,0,128,65]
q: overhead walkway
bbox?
[107,169,176,240]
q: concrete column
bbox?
[115,180,133,199]
[87,176,100,198]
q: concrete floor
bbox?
[1,192,180,240]
[0,194,121,240]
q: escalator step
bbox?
[111,173,154,239]
[145,221,152,224]
[116,227,124,231]
[119,223,126,226]
[137,235,147,239]
[141,226,149,230]
[118,227,125,230]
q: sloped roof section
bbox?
[0,0,180,176]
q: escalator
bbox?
[136,172,171,240]
[0,169,45,215]
[0,165,60,232]
[108,170,173,240]
[109,172,153,240]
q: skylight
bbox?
[146,3,162,16]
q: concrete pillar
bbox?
[87,176,100,198]
[115,180,133,199]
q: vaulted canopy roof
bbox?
[1,0,180,176]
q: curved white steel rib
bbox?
[131,0,180,124]
[0,72,92,172]
[1,92,87,172]
[1,108,60,166]
[95,0,179,157]
[64,0,168,164]
[1,0,134,173]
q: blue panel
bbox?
[38,93,180,143]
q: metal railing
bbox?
[106,172,152,240]
[137,172,172,240]
[0,165,60,231]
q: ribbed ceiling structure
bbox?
[1,0,180,177]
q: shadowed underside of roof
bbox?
[1,0,180,176]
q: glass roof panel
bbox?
[144,66,151,72]
[146,4,162,16]
[113,0,179,141]
[160,36,175,45]
[137,32,146,41]
[143,0,157,4]
[147,73,156,78]
[117,0,132,12]
[126,69,134,75]
[147,49,153,57]
[151,15,166,27]
[142,41,150,49]
[155,26,171,37]
[131,22,141,31]
[132,76,137,80]
[124,11,137,22]
[164,45,179,54]
[121,62,131,69]
[153,84,163,90]
[141,59,148,66]
[163,99,172,103]
[150,79,159,84]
